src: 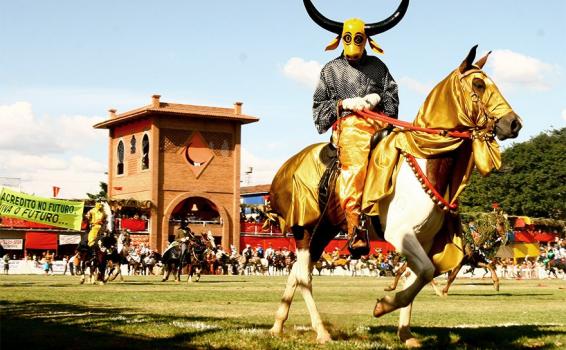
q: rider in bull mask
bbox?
[304,0,408,257]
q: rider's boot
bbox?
[347,212,369,258]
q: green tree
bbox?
[460,128,566,219]
[86,182,108,201]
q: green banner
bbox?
[0,187,84,231]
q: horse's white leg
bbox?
[430,278,444,297]
[270,260,299,336]
[375,160,441,316]
[271,248,330,343]
[397,270,422,348]
[295,249,331,344]
[375,227,436,316]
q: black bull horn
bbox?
[303,0,410,36]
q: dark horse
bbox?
[433,240,502,295]
[386,240,503,296]
[76,232,116,284]
[161,238,206,283]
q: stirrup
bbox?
[348,226,370,258]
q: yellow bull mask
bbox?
[303,0,409,57]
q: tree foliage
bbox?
[86,182,108,201]
[460,128,566,219]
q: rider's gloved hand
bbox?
[341,97,369,112]
[363,93,381,110]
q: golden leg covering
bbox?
[333,115,381,255]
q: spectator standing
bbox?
[256,244,264,258]
[45,250,54,275]
[242,244,253,260]
[62,256,69,275]
[3,253,10,275]
[73,251,82,275]
[265,244,274,259]
[41,253,49,275]
[68,254,75,275]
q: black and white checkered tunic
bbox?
[313,51,399,134]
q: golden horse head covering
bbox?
[303,0,409,59]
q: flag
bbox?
[53,186,60,198]
[0,187,84,231]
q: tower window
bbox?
[130,135,137,154]
[142,134,150,170]
[117,140,124,175]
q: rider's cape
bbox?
[163,241,180,255]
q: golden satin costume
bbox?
[270,66,512,273]
[333,114,385,235]
[87,205,106,247]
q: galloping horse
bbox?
[76,237,108,284]
[387,232,506,295]
[105,230,132,281]
[161,241,182,282]
[320,252,350,275]
[162,238,206,283]
[268,47,522,346]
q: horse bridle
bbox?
[459,69,497,142]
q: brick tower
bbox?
[94,95,258,252]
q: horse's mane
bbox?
[102,202,113,233]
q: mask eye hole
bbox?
[354,34,364,45]
[472,77,486,94]
[343,33,352,44]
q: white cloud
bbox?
[0,101,107,198]
[397,76,432,95]
[0,102,106,154]
[0,102,62,153]
[240,147,282,186]
[282,57,322,89]
[0,150,106,198]
[488,50,559,91]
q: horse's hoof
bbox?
[494,282,500,292]
[398,327,421,348]
[269,326,283,337]
[316,332,332,344]
[404,338,422,348]
[373,296,396,318]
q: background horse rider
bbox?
[85,200,108,248]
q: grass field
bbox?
[1,274,565,349]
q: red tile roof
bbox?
[94,101,259,129]
[240,184,271,195]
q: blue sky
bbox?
[0,1,564,197]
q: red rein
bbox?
[334,109,466,213]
